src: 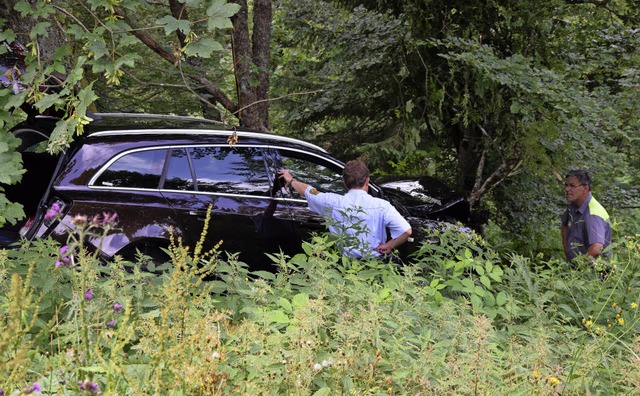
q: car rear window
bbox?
[94,149,167,189]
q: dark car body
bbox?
[1,113,473,269]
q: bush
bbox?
[1,217,640,394]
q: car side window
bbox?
[163,148,194,190]
[189,146,270,196]
[279,151,347,199]
[95,148,167,188]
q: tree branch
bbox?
[114,9,179,65]
[467,154,522,207]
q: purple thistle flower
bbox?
[44,209,57,220]
[78,379,101,394]
[32,382,41,393]
[112,303,123,312]
[0,387,4,396]
[100,212,118,227]
[89,383,101,395]
[107,320,116,327]
[44,201,62,220]
[56,245,73,267]
[84,289,93,300]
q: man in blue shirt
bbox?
[278,160,412,259]
[561,169,612,261]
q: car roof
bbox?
[30,112,329,154]
[85,112,229,132]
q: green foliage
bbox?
[411,227,511,320]
[3,215,640,393]
[272,0,639,255]
[0,130,25,227]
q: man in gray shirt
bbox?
[561,169,612,260]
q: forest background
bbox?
[0,0,640,394]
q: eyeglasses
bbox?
[564,183,586,188]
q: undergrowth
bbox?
[1,214,640,395]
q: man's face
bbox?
[564,176,589,205]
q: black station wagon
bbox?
[1,113,474,270]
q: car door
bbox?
[274,149,348,243]
[160,145,298,271]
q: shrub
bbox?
[1,215,640,394]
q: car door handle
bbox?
[188,210,209,218]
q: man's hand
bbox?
[587,242,604,258]
[374,241,394,255]
[374,229,412,255]
[278,169,293,187]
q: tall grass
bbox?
[1,217,640,394]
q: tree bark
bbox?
[456,124,483,194]
[252,0,272,127]
[115,1,273,130]
[230,0,254,129]
[1,0,66,64]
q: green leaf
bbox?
[115,53,140,69]
[31,21,52,37]
[485,261,493,273]
[14,1,32,15]
[184,38,224,58]
[480,275,491,288]
[156,15,191,35]
[489,266,503,281]
[0,30,17,44]
[482,307,498,319]
[278,297,292,313]
[0,143,24,185]
[5,91,27,111]
[267,309,290,324]
[460,278,474,290]
[34,92,63,113]
[252,270,275,280]
[292,293,309,308]
[496,291,507,306]
[0,195,25,227]
[206,0,241,31]
[558,304,578,318]
[483,292,496,307]
[313,387,332,396]
[76,85,99,115]
[470,294,482,308]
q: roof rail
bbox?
[85,113,328,153]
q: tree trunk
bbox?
[231,0,271,131]
[252,0,272,127]
[456,124,483,196]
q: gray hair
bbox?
[566,169,592,187]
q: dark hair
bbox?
[343,160,369,189]
[566,169,592,187]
